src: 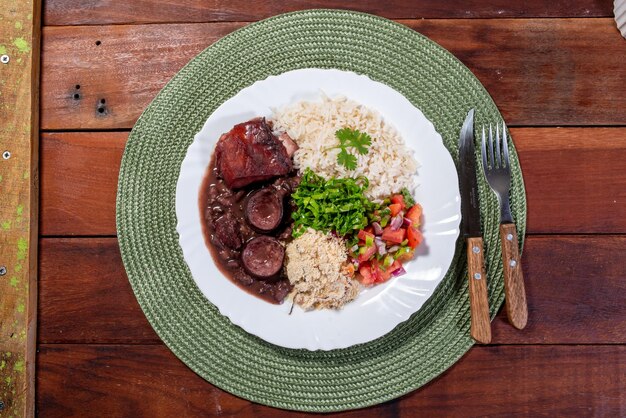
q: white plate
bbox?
[176,69,461,351]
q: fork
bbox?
[481,122,528,330]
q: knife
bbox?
[459,109,491,344]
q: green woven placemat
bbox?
[116,9,526,412]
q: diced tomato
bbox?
[357,245,376,263]
[381,260,403,282]
[390,194,406,209]
[379,266,392,283]
[405,203,423,226]
[389,260,403,274]
[370,259,385,283]
[407,226,423,249]
[357,229,375,241]
[362,259,404,285]
[369,259,401,283]
[388,203,402,217]
[381,226,406,244]
[358,262,376,285]
[365,225,374,234]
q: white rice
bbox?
[272,94,418,201]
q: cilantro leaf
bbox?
[331,128,372,169]
[337,149,357,170]
[336,128,372,155]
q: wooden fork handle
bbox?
[499,223,528,329]
[466,237,491,344]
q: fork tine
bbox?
[481,125,488,170]
[502,120,510,168]
[495,123,502,168]
[488,124,495,169]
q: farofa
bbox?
[285,229,360,310]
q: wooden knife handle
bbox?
[466,237,491,344]
[499,223,528,329]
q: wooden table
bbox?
[22,0,626,416]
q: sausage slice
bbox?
[241,236,285,279]
[245,188,284,233]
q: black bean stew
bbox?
[199,154,300,304]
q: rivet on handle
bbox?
[506,233,513,241]
[509,260,517,267]
[473,273,482,280]
[2,151,10,160]
[1,54,9,64]
[472,246,480,254]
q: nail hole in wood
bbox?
[75,84,80,90]
[98,107,105,114]
[95,40,101,46]
[100,98,106,104]
[73,93,80,100]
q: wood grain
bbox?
[40,19,626,130]
[0,1,41,416]
[39,128,626,236]
[40,132,126,236]
[36,344,626,417]
[38,238,160,344]
[40,22,242,130]
[37,236,626,345]
[404,18,626,126]
[42,0,615,26]
[466,237,491,344]
[517,127,626,234]
[491,235,626,344]
[499,223,528,329]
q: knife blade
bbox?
[459,109,491,344]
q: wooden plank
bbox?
[36,344,626,416]
[39,128,626,236]
[43,0,614,26]
[40,18,626,130]
[517,128,626,234]
[40,22,242,130]
[491,235,626,344]
[38,236,626,345]
[38,238,160,344]
[403,18,626,127]
[40,132,126,236]
[0,1,40,416]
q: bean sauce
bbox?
[199,154,298,304]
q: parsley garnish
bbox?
[331,128,372,170]
[291,169,379,238]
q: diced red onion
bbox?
[390,214,403,231]
[388,245,400,252]
[391,266,407,277]
[351,245,359,253]
[375,239,387,256]
[371,221,383,235]
[402,217,413,228]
